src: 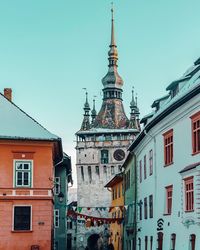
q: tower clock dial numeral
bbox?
[113,149,125,161]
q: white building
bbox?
[75,8,140,249]
[129,58,200,250]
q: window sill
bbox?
[185,210,194,213]
[163,213,171,216]
[12,230,33,233]
[192,151,200,156]
[164,162,173,167]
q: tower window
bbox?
[88,166,92,183]
[81,166,84,181]
[101,150,109,164]
[96,166,100,176]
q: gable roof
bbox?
[0,93,60,141]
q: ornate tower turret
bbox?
[81,92,91,130]
[94,6,129,129]
[91,98,97,127]
[129,87,138,129]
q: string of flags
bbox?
[67,209,123,227]
[67,203,134,213]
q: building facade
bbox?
[105,173,124,250]
[76,8,140,249]
[54,153,72,250]
[129,58,200,249]
[0,89,63,250]
[122,153,137,250]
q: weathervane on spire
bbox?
[111,2,114,20]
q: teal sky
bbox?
[0,0,200,185]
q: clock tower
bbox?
[75,7,140,249]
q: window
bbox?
[67,221,72,229]
[104,165,107,175]
[150,236,153,250]
[149,150,153,175]
[54,209,59,228]
[101,150,109,164]
[190,234,196,250]
[95,166,100,176]
[13,206,31,231]
[144,197,148,219]
[145,236,148,250]
[81,166,84,181]
[139,200,142,220]
[166,185,173,214]
[15,161,32,187]
[157,232,163,250]
[163,129,173,166]
[144,155,147,179]
[171,234,176,250]
[138,238,141,250]
[54,177,60,195]
[139,160,142,183]
[191,111,200,154]
[185,177,194,212]
[88,166,92,183]
[111,166,115,175]
[149,195,153,218]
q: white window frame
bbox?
[54,177,61,195]
[54,209,59,228]
[12,205,32,231]
[13,160,33,188]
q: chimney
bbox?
[4,88,12,102]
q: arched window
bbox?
[101,150,109,164]
[88,166,92,183]
[111,166,115,175]
[81,166,84,181]
[190,234,196,250]
[145,236,148,250]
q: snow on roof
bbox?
[0,93,60,141]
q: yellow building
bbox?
[105,173,124,250]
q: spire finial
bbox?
[111,2,114,20]
[132,86,134,101]
[136,93,138,106]
[110,2,116,47]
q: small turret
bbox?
[91,98,97,127]
[81,92,91,130]
[129,88,140,130]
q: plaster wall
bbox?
[134,93,200,249]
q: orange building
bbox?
[105,173,124,250]
[0,89,63,250]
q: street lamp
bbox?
[58,191,64,203]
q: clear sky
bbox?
[0,0,200,186]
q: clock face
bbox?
[113,149,125,161]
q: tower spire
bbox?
[91,96,97,127]
[129,87,141,130]
[81,89,91,130]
